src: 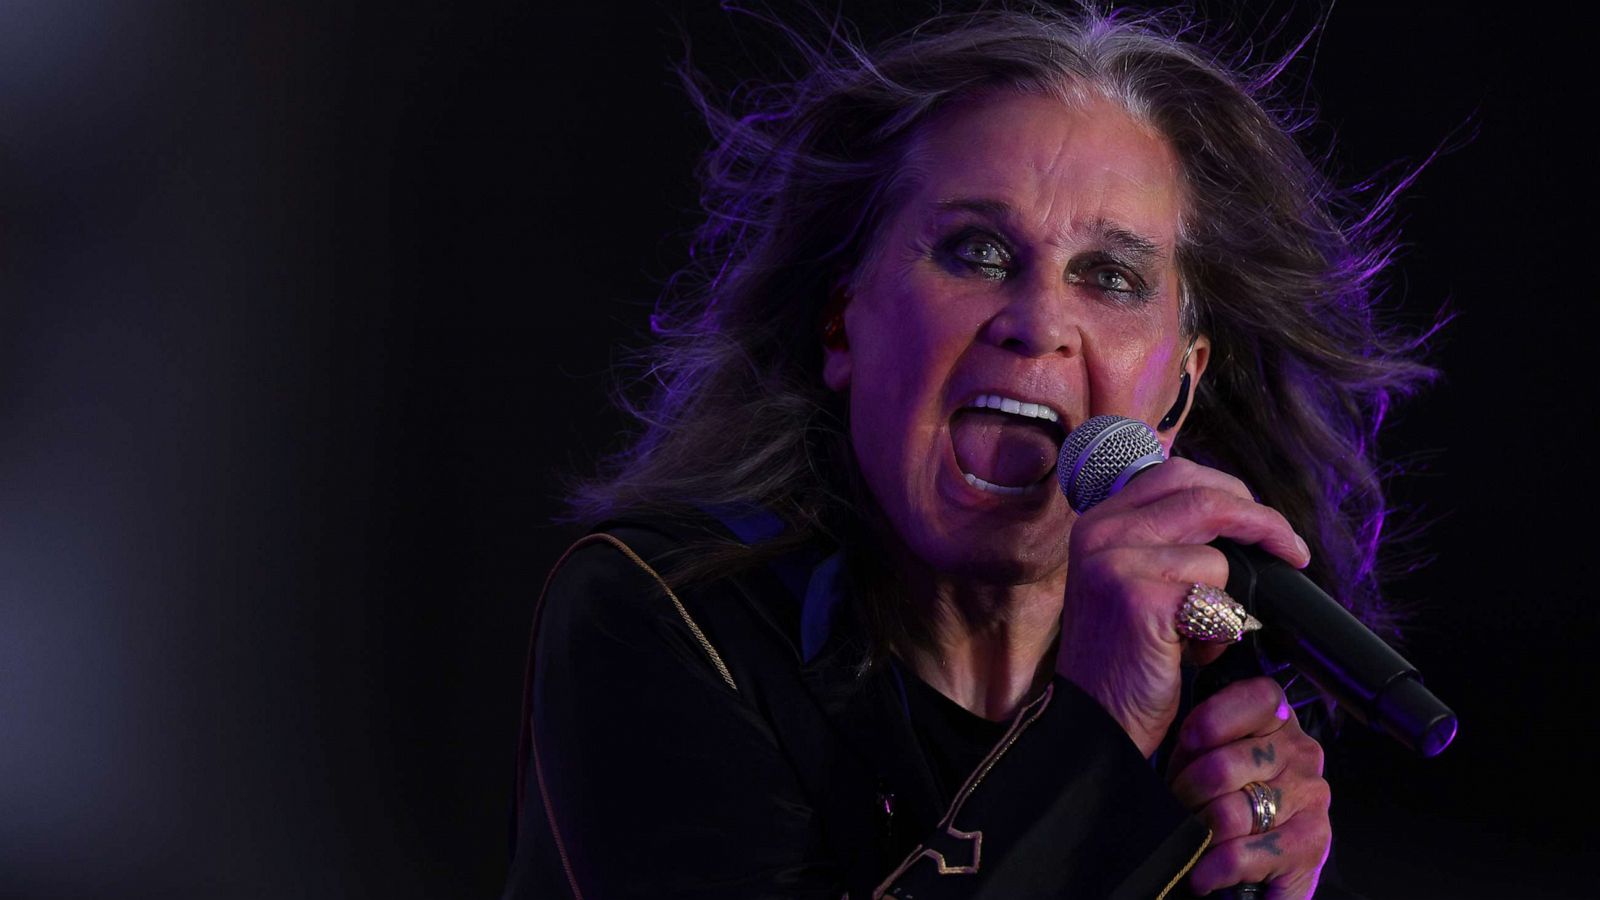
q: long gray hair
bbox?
[569,4,1437,659]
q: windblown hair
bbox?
[569,3,1437,657]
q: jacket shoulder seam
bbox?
[586,532,740,692]
[518,530,741,900]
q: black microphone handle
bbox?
[1211,539,1457,758]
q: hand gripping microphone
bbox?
[1058,415,1458,757]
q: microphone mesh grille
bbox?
[1057,415,1164,513]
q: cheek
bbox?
[844,283,977,485]
[1130,352,1176,410]
[1087,323,1182,419]
[850,283,976,400]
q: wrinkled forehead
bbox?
[897,88,1183,241]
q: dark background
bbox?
[0,1,1592,896]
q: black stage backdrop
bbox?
[0,1,1592,896]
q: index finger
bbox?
[1079,460,1312,569]
[1102,457,1256,510]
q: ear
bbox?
[823,340,852,392]
[820,277,853,392]
[1158,334,1210,451]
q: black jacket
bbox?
[502,514,1213,899]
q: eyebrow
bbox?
[932,197,1167,265]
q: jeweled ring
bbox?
[1241,780,1277,834]
[1175,583,1263,644]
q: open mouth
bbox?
[950,394,1068,496]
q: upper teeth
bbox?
[968,394,1060,423]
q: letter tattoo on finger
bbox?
[1251,742,1276,766]
[1246,833,1284,857]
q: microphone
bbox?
[1057,415,1457,758]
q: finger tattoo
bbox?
[1246,833,1284,857]
[1251,742,1276,766]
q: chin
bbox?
[907,513,1072,587]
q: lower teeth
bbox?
[964,471,1033,496]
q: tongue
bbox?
[951,409,1060,488]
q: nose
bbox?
[982,273,1080,358]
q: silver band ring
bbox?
[1176,583,1263,644]
[1242,780,1277,835]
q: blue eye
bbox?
[945,232,1012,279]
[1094,267,1134,293]
[1068,256,1152,302]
